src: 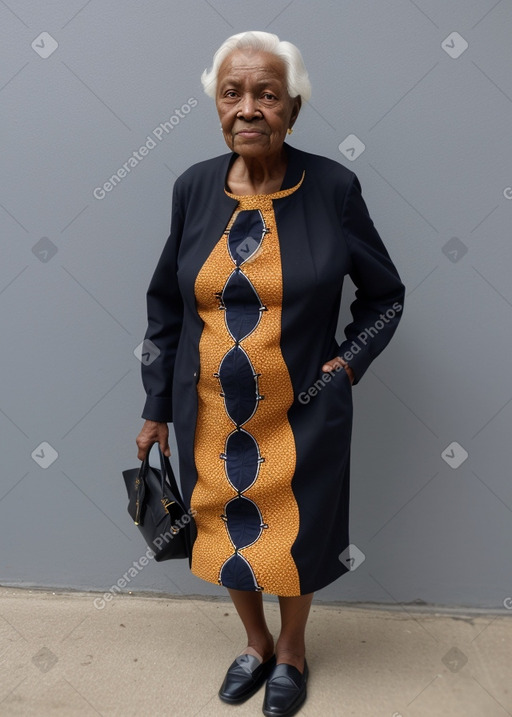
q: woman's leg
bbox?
[227,588,275,662]
[275,592,314,673]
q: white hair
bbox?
[201,31,311,101]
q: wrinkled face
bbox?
[216,49,301,159]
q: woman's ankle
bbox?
[244,633,274,662]
[274,643,306,672]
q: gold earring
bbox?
[287,127,293,135]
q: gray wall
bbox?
[1,0,511,610]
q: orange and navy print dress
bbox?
[191,178,304,596]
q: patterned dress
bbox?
[191,175,305,596]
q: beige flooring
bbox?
[0,587,511,716]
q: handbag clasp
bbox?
[161,497,175,513]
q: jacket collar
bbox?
[220,142,304,194]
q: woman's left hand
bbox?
[322,357,355,385]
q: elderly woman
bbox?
[136,31,405,716]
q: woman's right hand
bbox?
[136,420,170,460]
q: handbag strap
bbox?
[138,443,185,510]
[155,446,191,554]
[157,446,186,511]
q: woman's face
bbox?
[216,49,301,160]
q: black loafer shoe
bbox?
[219,653,276,704]
[262,660,309,717]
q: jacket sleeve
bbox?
[141,179,185,422]
[338,173,405,384]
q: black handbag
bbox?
[122,444,192,561]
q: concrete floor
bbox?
[0,587,511,716]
